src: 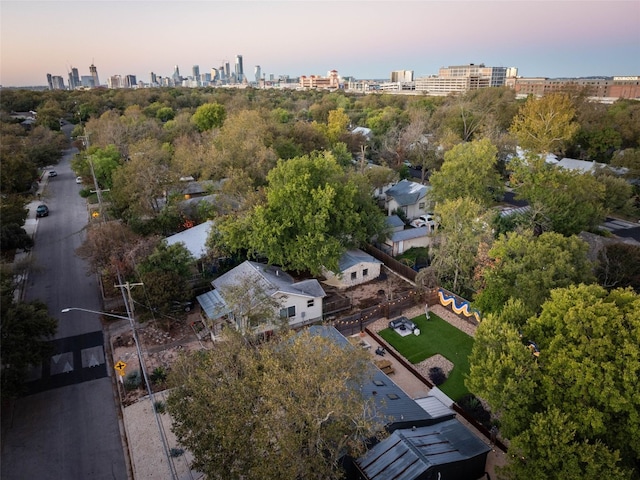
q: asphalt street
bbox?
[1,139,129,479]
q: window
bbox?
[387,393,400,400]
[373,379,385,386]
[351,272,357,280]
[419,202,425,209]
[280,306,295,318]
[307,299,314,308]
[363,268,368,277]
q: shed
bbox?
[384,227,431,256]
[322,249,383,289]
[355,419,490,480]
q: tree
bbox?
[509,157,606,236]
[0,196,33,254]
[509,93,579,156]
[71,144,122,190]
[595,242,640,292]
[110,138,176,220]
[467,284,640,476]
[473,231,595,317]
[430,197,491,296]
[191,102,226,132]
[167,328,382,480]
[1,272,57,398]
[220,151,387,275]
[428,138,504,207]
[325,108,350,145]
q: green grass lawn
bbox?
[378,314,474,401]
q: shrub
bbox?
[154,400,166,414]
[150,366,167,384]
[428,366,447,386]
[458,393,492,428]
[123,369,142,391]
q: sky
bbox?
[1,0,639,87]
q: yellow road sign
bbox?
[114,360,127,372]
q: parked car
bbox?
[48,170,57,177]
[36,204,49,217]
[75,176,83,184]
[410,214,436,229]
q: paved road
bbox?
[1,143,129,479]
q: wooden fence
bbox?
[363,244,417,282]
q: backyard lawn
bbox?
[378,314,474,401]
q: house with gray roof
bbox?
[322,249,383,289]
[165,220,214,259]
[384,179,432,219]
[306,326,490,480]
[197,261,326,335]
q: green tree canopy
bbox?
[220,151,386,275]
[473,231,595,318]
[428,138,504,207]
[467,284,640,477]
[167,328,382,480]
[191,102,226,132]
[510,93,579,156]
[1,272,57,398]
[510,157,606,236]
[430,197,491,296]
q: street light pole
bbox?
[61,307,179,480]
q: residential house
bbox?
[322,249,383,289]
[165,220,214,260]
[384,179,432,219]
[307,326,490,480]
[197,261,326,336]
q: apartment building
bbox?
[299,70,340,89]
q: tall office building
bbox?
[172,65,181,85]
[150,72,157,86]
[46,73,53,90]
[224,62,230,81]
[235,55,244,83]
[254,65,261,84]
[68,67,80,89]
[51,75,66,90]
[192,65,200,79]
[89,63,100,87]
[124,75,137,88]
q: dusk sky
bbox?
[1,0,639,87]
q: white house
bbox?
[322,249,383,289]
[384,179,432,219]
[197,261,326,335]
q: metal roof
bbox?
[196,289,232,321]
[338,249,382,272]
[165,220,214,259]
[385,215,405,229]
[356,420,491,480]
[389,227,429,242]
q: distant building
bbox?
[124,75,137,88]
[390,70,414,82]
[68,67,80,90]
[235,55,244,83]
[107,75,123,89]
[506,75,640,101]
[172,65,181,85]
[46,73,53,90]
[299,70,340,89]
[415,63,510,95]
[89,63,100,87]
[50,75,65,90]
[254,65,261,84]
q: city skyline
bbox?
[1,0,639,87]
